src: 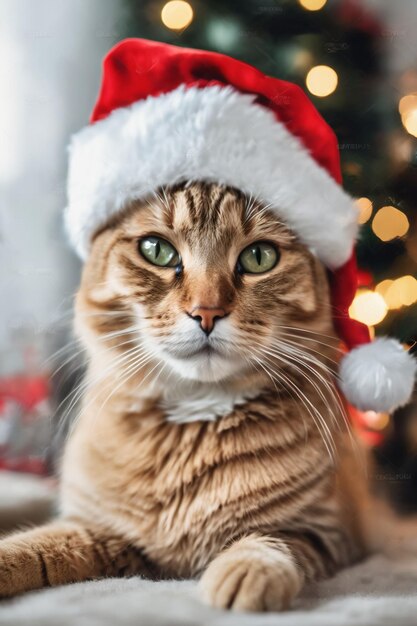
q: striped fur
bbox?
[0,183,370,611]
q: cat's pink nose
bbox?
[188,306,226,335]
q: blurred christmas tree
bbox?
[119,0,417,501]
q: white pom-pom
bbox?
[339,338,416,413]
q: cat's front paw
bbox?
[199,535,302,612]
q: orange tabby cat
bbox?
[0,182,371,611]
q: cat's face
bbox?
[77,183,335,386]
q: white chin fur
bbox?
[339,337,416,413]
[162,351,245,384]
[161,382,258,424]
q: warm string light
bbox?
[348,290,387,326]
[399,93,417,138]
[371,205,409,242]
[305,65,338,98]
[402,109,417,137]
[375,279,393,299]
[376,276,417,310]
[355,197,373,224]
[161,1,193,30]
[362,411,390,431]
[298,0,327,10]
[350,275,417,326]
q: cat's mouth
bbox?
[189,345,219,357]
[165,342,221,360]
[158,336,246,383]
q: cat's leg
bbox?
[0,519,150,598]
[199,524,361,612]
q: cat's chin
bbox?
[163,351,246,384]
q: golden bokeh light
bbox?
[362,411,390,431]
[375,279,394,299]
[161,0,193,30]
[399,94,417,137]
[349,290,387,326]
[371,206,409,242]
[384,275,417,309]
[395,275,417,306]
[298,0,327,10]
[306,65,338,98]
[384,281,403,309]
[399,93,417,116]
[402,109,417,138]
[355,197,373,224]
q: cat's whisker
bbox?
[243,194,259,224]
[67,348,156,436]
[41,337,83,367]
[49,346,86,379]
[151,187,172,221]
[260,338,336,380]
[250,352,334,462]
[52,334,140,392]
[274,335,342,365]
[94,335,140,356]
[259,342,334,401]
[255,338,338,405]
[250,348,336,463]
[257,339,360,463]
[276,325,344,344]
[266,338,359,452]
[250,354,281,394]
[56,344,148,432]
[269,338,338,376]
[97,325,139,342]
[262,344,345,439]
[90,351,158,427]
[160,186,172,213]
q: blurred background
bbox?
[0,0,416,511]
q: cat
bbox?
[0,181,371,611]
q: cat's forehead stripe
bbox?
[169,184,251,241]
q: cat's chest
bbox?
[62,396,328,575]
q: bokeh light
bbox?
[161,1,193,30]
[206,18,241,51]
[384,281,404,310]
[371,206,409,241]
[375,279,394,299]
[399,93,417,137]
[355,197,373,224]
[306,65,338,97]
[402,109,417,138]
[298,0,327,10]
[384,275,417,309]
[394,276,417,306]
[362,411,390,431]
[349,290,387,326]
[399,93,417,117]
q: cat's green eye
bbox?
[238,242,279,274]
[139,236,180,268]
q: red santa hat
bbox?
[65,38,416,413]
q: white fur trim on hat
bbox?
[339,337,416,413]
[65,85,357,267]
